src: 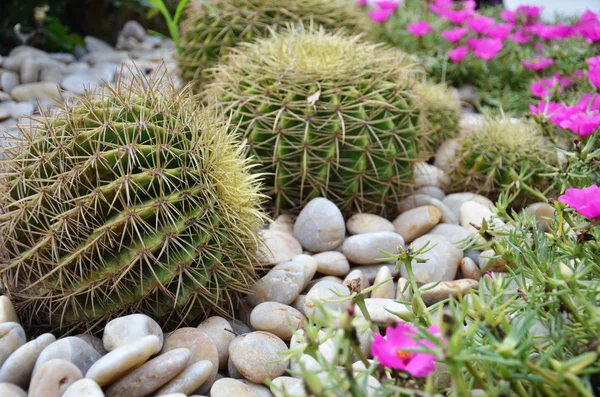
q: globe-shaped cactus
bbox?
[205,26,432,216]
[178,0,366,89]
[0,67,266,333]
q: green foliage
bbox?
[41,16,85,52]
[206,26,436,217]
[178,0,368,89]
[0,66,266,334]
[438,116,556,205]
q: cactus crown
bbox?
[0,66,266,334]
[207,26,426,216]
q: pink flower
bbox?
[500,9,516,23]
[530,74,571,98]
[372,322,440,377]
[375,0,401,10]
[588,68,600,89]
[559,185,600,219]
[529,100,563,118]
[577,10,599,26]
[357,0,368,6]
[522,56,554,71]
[439,8,473,25]
[573,69,585,79]
[516,5,542,22]
[576,94,600,112]
[559,112,600,137]
[587,56,600,69]
[580,22,600,43]
[466,37,503,60]
[369,8,394,23]
[485,23,514,40]
[407,21,432,37]
[441,27,469,42]
[430,0,453,14]
[449,46,469,62]
[467,15,495,33]
[509,28,531,44]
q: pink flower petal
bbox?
[369,8,394,23]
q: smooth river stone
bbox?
[311,251,350,276]
[393,205,441,243]
[346,213,395,235]
[370,266,395,299]
[250,302,305,341]
[247,261,305,306]
[155,360,213,395]
[427,223,478,245]
[62,379,104,397]
[411,162,451,190]
[197,316,235,369]
[419,279,479,306]
[396,195,458,224]
[33,337,101,378]
[28,359,83,397]
[76,334,108,355]
[290,254,318,289]
[460,201,505,233]
[0,383,26,397]
[357,299,412,324]
[161,328,219,392]
[413,186,446,200]
[210,378,259,397]
[399,235,462,284]
[239,380,273,397]
[0,322,26,367]
[524,202,555,232]
[0,296,19,323]
[85,335,159,387]
[270,376,302,397]
[258,229,303,265]
[0,333,55,388]
[478,249,510,272]
[461,257,481,280]
[10,82,61,102]
[268,214,296,235]
[341,232,405,265]
[343,269,370,294]
[304,280,351,320]
[293,198,345,252]
[103,313,163,354]
[105,348,190,397]
[228,332,289,384]
[442,193,493,219]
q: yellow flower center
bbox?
[396,350,412,360]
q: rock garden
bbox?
[0,0,599,396]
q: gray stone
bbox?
[228,332,288,384]
[103,313,163,354]
[228,356,244,379]
[0,91,10,102]
[303,276,343,293]
[355,263,399,284]
[411,162,451,191]
[356,299,411,324]
[105,348,191,397]
[399,235,462,284]
[197,316,235,369]
[155,359,214,396]
[434,138,461,174]
[1,71,19,93]
[524,202,555,232]
[479,249,510,272]
[393,205,442,243]
[442,193,494,219]
[229,320,252,336]
[346,213,394,235]
[28,359,83,397]
[120,20,147,41]
[239,380,274,397]
[427,223,477,246]
[293,198,345,252]
[76,334,108,355]
[343,270,370,294]
[10,82,61,102]
[419,279,479,306]
[304,280,350,320]
[62,379,104,397]
[413,186,446,200]
[271,376,302,397]
[0,107,8,121]
[257,229,303,266]
[250,302,305,341]
[84,36,115,53]
[341,232,405,265]
[268,214,295,234]
[0,101,35,119]
[49,53,75,64]
[312,251,350,276]
[0,333,56,388]
[0,383,26,397]
[33,337,101,378]
[370,266,395,299]
[397,195,458,224]
[85,335,160,387]
[248,260,305,306]
[40,67,63,84]
[0,296,19,323]
[0,322,26,367]
[460,257,481,280]
[210,378,259,397]
[460,201,505,233]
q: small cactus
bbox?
[0,66,266,333]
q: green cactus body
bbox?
[0,68,266,333]
[178,0,366,89]
[206,27,427,216]
[445,116,555,203]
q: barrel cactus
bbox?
[437,116,556,203]
[178,0,367,89]
[410,81,461,156]
[0,67,266,334]
[205,27,429,216]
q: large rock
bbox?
[293,198,345,252]
[399,235,462,284]
[103,313,163,354]
[228,332,288,385]
[341,232,405,265]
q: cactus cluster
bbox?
[436,116,556,202]
[178,0,366,89]
[205,26,433,216]
[0,67,266,334]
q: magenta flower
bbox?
[559,185,600,219]
[375,0,401,10]
[559,112,600,137]
[530,78,555,98]
[576,94,600,112]
[356,0,368,6]
[580,22,600,43]
[588,68,600,89]
[441,27,469,42]
[449,46,469,62]
[467,15,495,34]
[587,56,600,69]
[522,56,554,71]
[369,8,394,23]
[485,23,514,40]
[466,37,503,60]
[509,28,531,44]
[372,322,440,377]
[407,21,432,37]
[439,8,472,25]
[430,0,452,14]
[516,5,542,22]
[529,100,563,118]
[500,9,516,23]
